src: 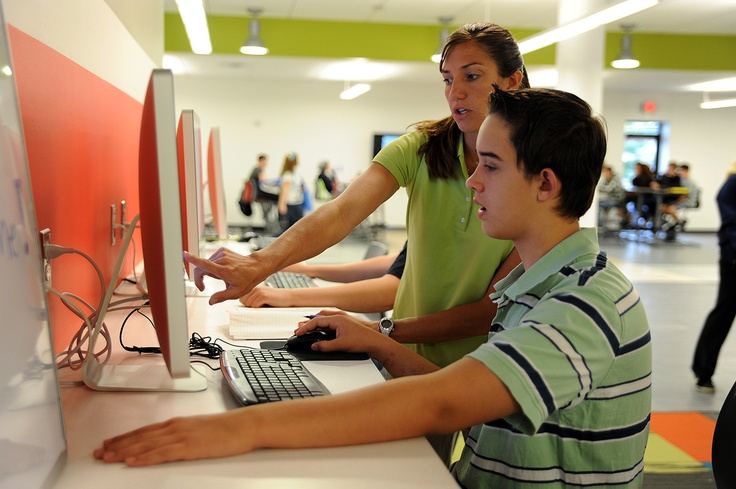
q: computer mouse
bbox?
[285,329,336,351]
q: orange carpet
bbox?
[645,412,715,473]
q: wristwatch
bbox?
[379,317,395,337]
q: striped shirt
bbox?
[453,228,652,488]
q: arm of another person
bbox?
[373,248,521,343]
[95,350,518,467]
[283,253,399,283]
[186,163,399,305]
[240,274,399,313]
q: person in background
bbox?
[95,87,652,489]
[316,160,337,200]
[651,161,682,204]
[597,164,625,230]
[660,163,699,229]
[632,161,655,187]
[249,153,268,192]
[624,161,656,225]
[277,152,306,234]
[652,161,681,190]
[692,162,736,393]
[676,163,698,210]
[248,153,279,229]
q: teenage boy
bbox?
[95,88,652,488]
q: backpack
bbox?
[238,180,254,216]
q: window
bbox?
[621,120,670,186]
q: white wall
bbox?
[173,72,736,232]
[5,0,159,102]
[171,75,447,229]
[603,90,736,231]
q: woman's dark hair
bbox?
[412,23,528,180]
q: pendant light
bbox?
[240,7,268,56]
[611,24,640,69]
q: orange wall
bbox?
[9,26,142,353]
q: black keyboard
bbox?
[220,348,329,405]
[264,271,316,289]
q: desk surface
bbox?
[53,274,457,488]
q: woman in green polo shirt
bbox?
[187,23,527,367]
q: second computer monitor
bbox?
[207,127,227,240]
[176,109,204,280]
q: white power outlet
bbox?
[39,228,52,287]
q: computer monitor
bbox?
[206,127,227,240]
[81,69,206,392]
[372,133,402,157]
[176,109,204,280]
[0,5,66,486]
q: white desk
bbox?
[53,285,457,488]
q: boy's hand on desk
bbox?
[93,411,257,466]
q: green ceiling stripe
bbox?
[165,13,736,71]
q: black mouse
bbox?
[285,329,336,351]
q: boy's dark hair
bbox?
[488,87,607,219]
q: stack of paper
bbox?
[228,307,323,340]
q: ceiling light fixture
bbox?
[431,16,453,64]
[340,82,371,100]
[688,77,736,92]
[517,0,659,55]
[700,93,736,110]
[611,24,640,69]
[175,0,212,55]
[240,7,269,56]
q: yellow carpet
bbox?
[452,412,716,474]
[645,412,714,473]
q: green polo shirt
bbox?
[373,130,514,367]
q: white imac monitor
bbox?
[81,69,206,392]
[176,109,204,280]
[207,127,227,240]
[0,5,66,487]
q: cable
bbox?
[50,287,110,370]
[117,307,254,362]
[44,244,110,370]
[54,294,148,370]
[118,304,163,354]
[189,332,224,359]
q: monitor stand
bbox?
[81,214,207,393]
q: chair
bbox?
[712,379,736,488]
[362,240,390,321]
[677,186,700,231]
[363,240,389,260]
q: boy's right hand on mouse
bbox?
[295,315,385,355]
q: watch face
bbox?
[380,318,393,334]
